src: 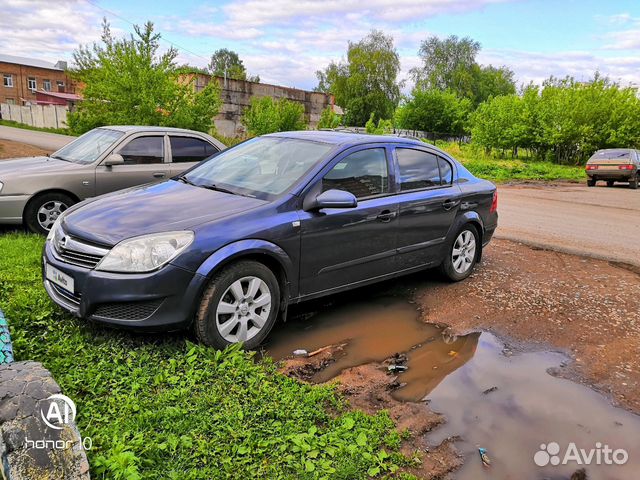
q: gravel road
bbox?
[497,182,640,267]
[0,125,74,151]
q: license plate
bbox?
[45,263,75,293]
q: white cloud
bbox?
[478,49,640,87]
[0,0,103,61]
[222,0,509,27]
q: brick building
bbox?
[0,54,76,106]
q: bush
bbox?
[242,97,306,136]
[365,113,393,135]
[317,106,342,129]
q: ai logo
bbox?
[40,394,76,430]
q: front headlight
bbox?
[95,231,194,273]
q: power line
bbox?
[81,0,210,63]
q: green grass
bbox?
[0,234,409,479]
[0,119,75,136]
[430,141,586,183]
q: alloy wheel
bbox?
[37,201,68,231]
[451,230,477,274]
[215,276,272,343]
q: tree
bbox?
[316,30,401,126]
[470,75,640,163]
[208,49,259,82]
[410,35,515,105]
[242,97,306,136]
[395,88,472,138]
[68,19,221,134]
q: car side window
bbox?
[322,148,389,199]
[438,157,453,185]
[397,148,441,190]
[170,136,219,163]
[118,136,164,165]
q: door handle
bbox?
[153,172,166,178]
[376,210,395,222]
[442,199,459,211]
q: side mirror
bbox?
[103,153,124,167]
[312,189,357,210]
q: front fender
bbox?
[195,238,295,291]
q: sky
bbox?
[2,0,640,91]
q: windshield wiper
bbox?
[176,175,197,186]
[50,154,70,162]
[201,184,238,195]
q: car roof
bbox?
[266,130,428,148]
[99,125,210,135]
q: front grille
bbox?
[56,248,104,269]
[52,230,110,270]
[50,282,81,306]
[92,299,164,321]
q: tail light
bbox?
[586,165,598,170]
[490,190,498,214]
[619,164,634,170]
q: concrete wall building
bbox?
[181,73,334,137]
[0,54,76,106]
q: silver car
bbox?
[0,126,226,233]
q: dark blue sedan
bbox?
[43,131,498,349]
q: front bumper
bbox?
[0,194,31,224]
[42,241,207,330]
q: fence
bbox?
[0,103,68,129]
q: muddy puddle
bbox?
[266,296,640,480]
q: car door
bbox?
[393,147,462,270]
[168,135,221,176]
[95,134,171,195]
[298,145,399,296]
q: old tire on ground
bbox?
[195,260,280,350]
[629,174,639,190]
[439,224,480,282]
[587,178,596,187]
[607,180,615,187]
[24,192,75,234]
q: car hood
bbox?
[0,156,79,176]
[62,180,268,246]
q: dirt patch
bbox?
[0,139,51,159]
[417,238,640,413]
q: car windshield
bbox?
[51,128,124,164]
[590,149,631,160]
[183,136,334,199]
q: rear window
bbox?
[590,150,631,160]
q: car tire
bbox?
[24,192,75,235]
[587,178,596,187]
[439,224,480,282]
[195,260,280,350]
[630,174,639,190]
[607,180,615,187]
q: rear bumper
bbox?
[0,194,30,224]
[42,241,208,331]
[587,170,636,180]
